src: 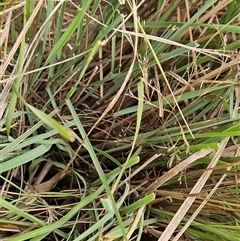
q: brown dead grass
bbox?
[1,0,240,240]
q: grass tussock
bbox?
[0,0,240,240]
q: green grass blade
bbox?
[120,193,155,215]
[0,198,45,226]
[0,144,52,173]
[66,99,127,240]
[46,1,92,63]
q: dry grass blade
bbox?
[0,10,11,46]
[113,29,229,57]
[1,0,240,240]
[173,157,238,241]
[196,57,240,82]
[141,149,214,197]
[159,92,240,241]
[198,0,234,23]
[158,138,229,241]
[0,0,44,78]
[0,2,25,16]
[126,207,144,240]
[118,153,162,190]
[87,4,140,138]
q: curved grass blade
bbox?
[1,144,52,173]
[0,198,45,226]
[45,0,92,64]
[7,175,116,241]
[26,105,75,142]
[12,84,75,142]
[120,193,155,215]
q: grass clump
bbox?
[0,0,240,240]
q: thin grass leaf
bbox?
[0,198,46,226]
[91,156,139,187]
[46,1,92,64]
[120,193,155,215]
[66,99,127,240]
[11,84,75,142]
[0,144,52,173]
[6,178,114,241]
[27,105,75,142]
